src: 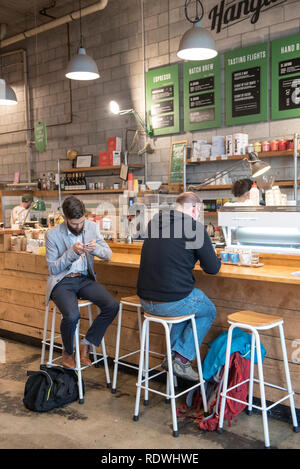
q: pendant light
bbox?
[65,0,100,81]
[0,78,17,105]
[177,0,217,61]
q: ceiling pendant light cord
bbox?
[79,0,83,48]
[185,0,204,24]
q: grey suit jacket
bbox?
[45,220,112,304]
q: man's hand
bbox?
[84,239,96,252]
[72,241,86,255]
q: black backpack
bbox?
[23,365,84,412]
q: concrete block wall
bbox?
[0,0,299,202]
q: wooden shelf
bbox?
[61,189,124,194]
[60,164,144,173]
[197,180,300,191]
[187,150,293,164]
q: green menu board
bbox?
[225,42,269,126]
[271,33,300,120]
[183,56,221,131]
[145,64,180,136]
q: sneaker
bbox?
[161,352,175,371]
[172,357,199,382]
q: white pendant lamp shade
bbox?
[65,47,100,81]
[177,21,218,61]
[0,78,17,105]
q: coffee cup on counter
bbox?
[229,252,239,263]
[220,251,229,262]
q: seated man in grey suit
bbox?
[46,196,119,369]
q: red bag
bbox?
[177,352,250,431]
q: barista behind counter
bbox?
[10,194,33,229]
[223,179,253,207]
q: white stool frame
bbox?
[41,300,111,403]
[218,319,299,448]
[112,299,164,396]
[133,313,208,437]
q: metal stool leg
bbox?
[100,336,111,388]
[88,304,97,363]
[278,323,299,432]
[164,321,178,437]
[144,319,150,405]
[112,302,123,393]
[48,306,57,367]
[133,318,147,421]
[253,328,270,448]
[74,320,84,404]
[41,303,50,365]
[247,331,255,415]
[218,324,234,432]
[191,316,208,414]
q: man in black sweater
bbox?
[137,191,221,381]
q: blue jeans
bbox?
[140,288,216,361]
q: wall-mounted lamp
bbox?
[188,152,271,190]
[109,100,153,136]
[65,1,100,81]
[0,78,17,106]
[177,0,218,61]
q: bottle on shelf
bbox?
[41,174,47,191]
[60,175,65,191]
[82,172,87,190]
[250,182,260,206]
[37,178,42,190]
[127,172,134,191]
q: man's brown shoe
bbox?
[80,344,92,366]
[62,351,76,369]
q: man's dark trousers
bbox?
[51,275,119,355]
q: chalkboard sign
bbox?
[225,43,269,126]
[168,140,187,188]
[145,64,180,136]
[183,56,221,131]
[271,33,300,120]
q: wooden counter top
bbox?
[107,252,300,285]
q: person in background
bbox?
[10,194,33,228]
[137,191,221,381]
[223,178,253,206]
[45,196,119,369]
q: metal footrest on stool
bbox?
[218,310,299,448]
[41,299,111,404]
[111,296,164,395]
[133,312,208,437]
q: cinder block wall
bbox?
[0,0,299,201]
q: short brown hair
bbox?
[62,196,85,219]
[232,178,252,197]
[176,191,201,207]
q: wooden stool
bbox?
[218,310,299,448]
[111,295,163,394]
[41,299,111,404]
[133,312,208,437]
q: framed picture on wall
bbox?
[76,154,92,168]
[168,140,187,191]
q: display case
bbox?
[218,206,300,255]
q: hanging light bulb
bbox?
[177,0,217,61]
[0,78,17,105]
[65,1,100,81]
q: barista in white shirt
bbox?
[223,178,253,206]
[10,194,33,228]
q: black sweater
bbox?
[137,210,221,302]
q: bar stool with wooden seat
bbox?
[218,310,299,448]
[41,299,111,404]
[133,312,208,437]
[111,295,164,395]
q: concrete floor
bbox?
[0,336,299,451]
